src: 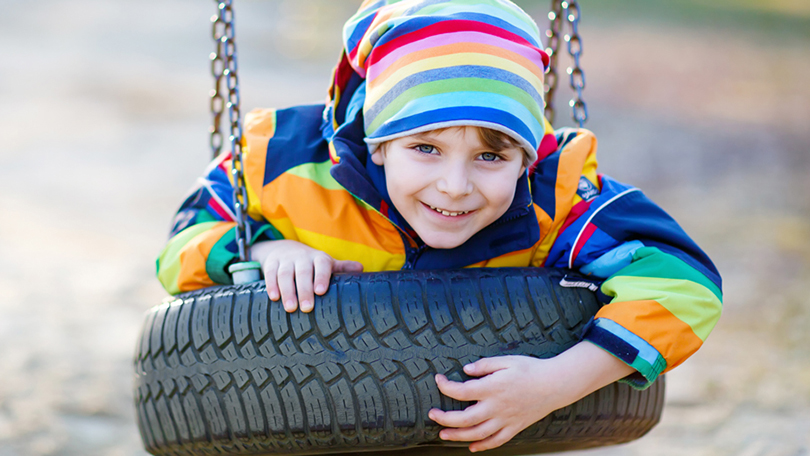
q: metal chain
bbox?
[564,0,588,127]
[210,0,252,262]
[543,0,564,125]
[210,8,226,158]
[544,0,588,127]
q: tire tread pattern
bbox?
[135,268,663,456]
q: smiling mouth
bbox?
[426,204,471,217]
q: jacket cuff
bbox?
[582,317,667,390]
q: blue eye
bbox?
[415,144,435,154]
[480,152,500,161]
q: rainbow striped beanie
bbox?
[327,0,556,164]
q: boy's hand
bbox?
[428,356,567,452]
[250,240,363,313]
[429,343,635,452]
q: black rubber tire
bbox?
[134,268,663,456]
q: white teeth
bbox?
[428,205,469,216]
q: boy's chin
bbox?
[418,232,471,250]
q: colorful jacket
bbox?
[157,103,723,389]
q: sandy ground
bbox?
[0,1,808,455]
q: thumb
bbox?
[463,356,513,377]
[333,260,364,272]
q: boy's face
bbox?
[371,127,526,249]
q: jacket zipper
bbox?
[402,244,427,270]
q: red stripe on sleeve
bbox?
[207,199,232,221]
[558,200,593,237]
[571,223,597,266]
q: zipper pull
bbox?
[410,245,427,269]
[402,244,425,270]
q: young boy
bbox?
[157,0,722,452]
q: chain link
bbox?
[210,0,252,262]
[564,0,588,127]
[543,0,564,125]
[544,0,588,127]
[210,10,226,158]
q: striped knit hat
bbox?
[326,0,556,164]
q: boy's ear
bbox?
[370,148,385,166]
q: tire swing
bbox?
[134,2,665,455]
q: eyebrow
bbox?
[404,133,449,148]
[409,132,439,142]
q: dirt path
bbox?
[0,1,808,455]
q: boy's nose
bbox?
[436,165,474,198]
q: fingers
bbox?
[334,260,364,272]
[312,255,333,297]
[295,259,315,313]
[468,427,519,453]
[436,419,501,444]
[281,254,339,313]
[263,260,280,301]
[429,399,518,452]
[463,356,513,378]
[434,374,484,402]
[274,256,347,314]
[429,403,489,429]
[276,262,298,312]
[255,242,346,314]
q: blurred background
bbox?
[0,0,808,454]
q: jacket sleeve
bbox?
[156,152,281,295]
[544,174,723,389]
